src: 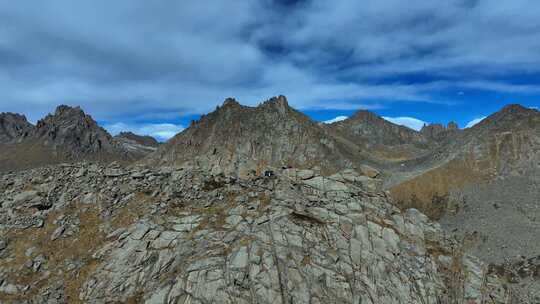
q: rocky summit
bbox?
[0,113,34,144]
[1,96,540,303]
[147,96,360,176]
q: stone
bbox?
[359,164,380,178]
[12,190,39,205]
[51,226,65,241]
[296,169,315,180]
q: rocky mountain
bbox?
[0,162,510,303]
[115,132,159,148]
[146,96,363,177]
[114,132,159,157]
[0,106,158,171]
[326,110,434,163]
[0,113,34,144]
[389,104,540,217]
[33,105,121,158]
[1,96,539,302]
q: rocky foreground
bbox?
[0,162,512,303]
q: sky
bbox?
[1,1,540,140]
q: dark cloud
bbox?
[0,0,539,136]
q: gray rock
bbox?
[50,226,65,241]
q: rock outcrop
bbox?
[0,162,510,303]
[420,122,460,142]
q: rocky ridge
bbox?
[0,106,159,171]
[0,162,510,303]
[147,96,362,176]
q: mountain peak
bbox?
[500,103,530,114]
[34,105,118,157]
[263,95,288,106]
[350,109,379,121]
[221,97,241,108]
[472,103,539,130]
[0,112,35,143]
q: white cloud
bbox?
[382,116,427,131]
[323,115,348,124]
[465,116,486,128]
[104,122,184,142]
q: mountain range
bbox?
[1,96,539,302]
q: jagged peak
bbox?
[262,95,288,107]
[0,112,33,128]
[53,104,86,117]
[221,97,241,108]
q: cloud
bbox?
[465,116,486,128]
[383,117,427,131]
[323,116,348,124]
[0,1,539,124]
[104,122,184,142]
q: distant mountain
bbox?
[0,106,157,171]
[146,96,366,176]
[0,113,34,144]
[326,110,435,162]
[115,132,159,147]
[114,132,159,157]
[33,105,120,157]
[389,104,540,218]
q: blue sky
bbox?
[0,1,539,140]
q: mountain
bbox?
[114,132,159,157]
[0,97,538,302]
[115,132,159,148]
[326,110,435,163]
[146,96,364,176]
[0,113,34,143]
[389,104,540,218]
[0,106,158,171]
[33,105,121,158]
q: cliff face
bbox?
[147,96,359,176]
[420,122,460,142]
